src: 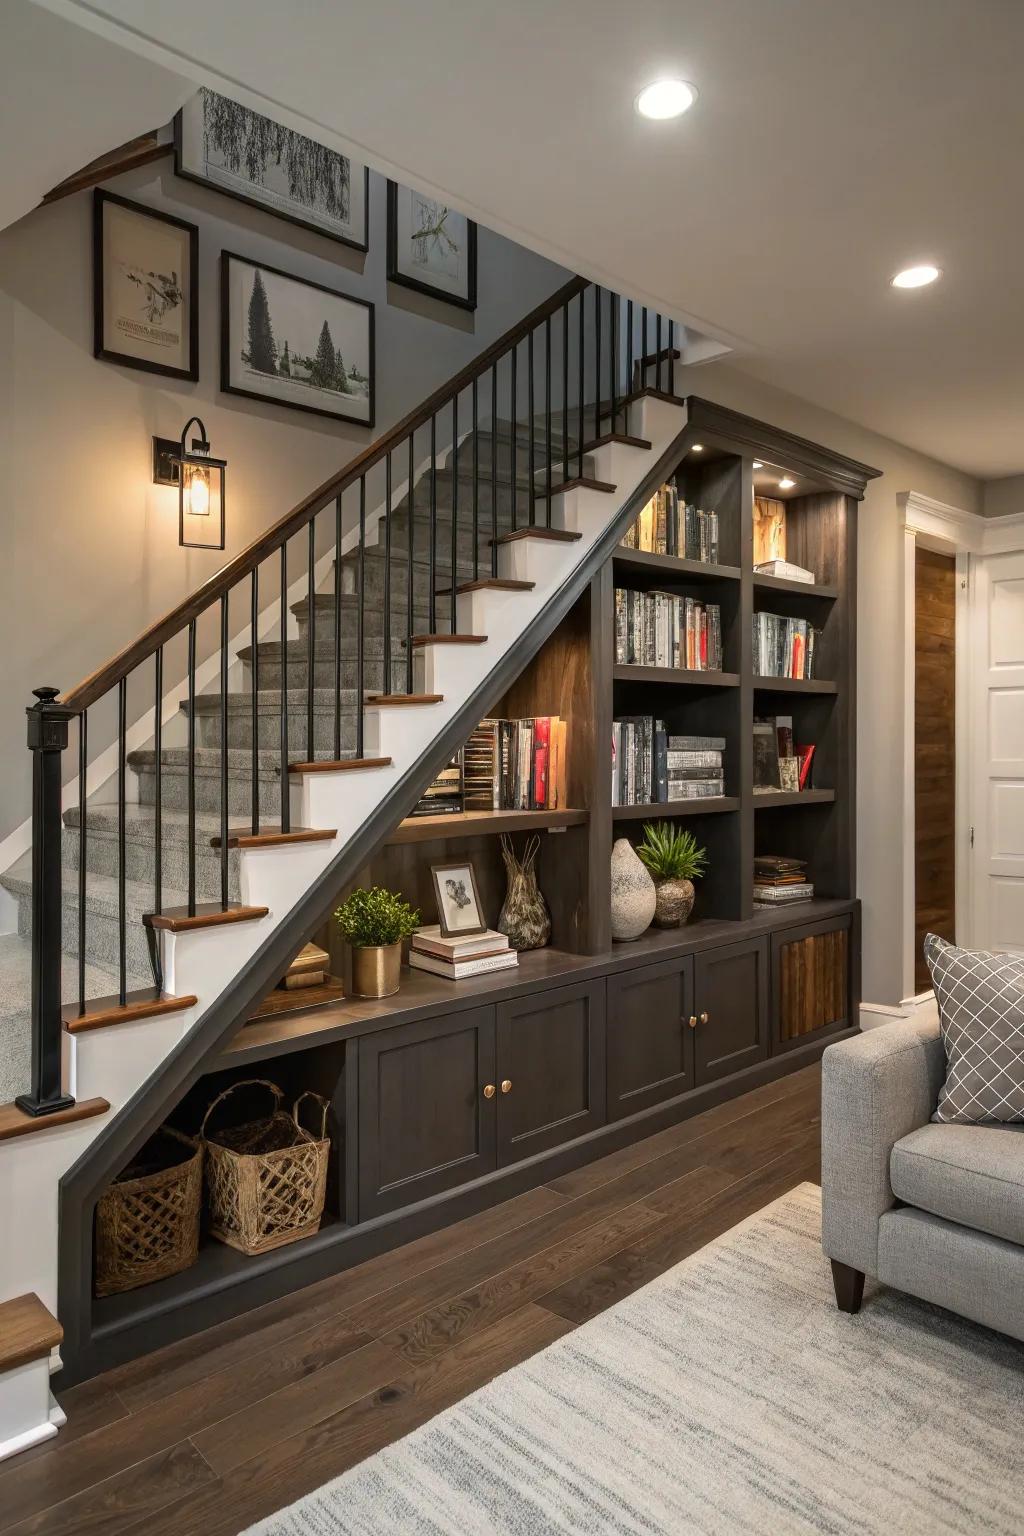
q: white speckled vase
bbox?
[610,838,656,941]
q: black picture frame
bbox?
[174,92,370,254]
[93,189,199,382]
[387,180,478,312]
[431,861,487,938]
[220,251,375,428]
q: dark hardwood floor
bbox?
[0,1064,822,1536]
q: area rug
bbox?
[244,1183,1024,1534]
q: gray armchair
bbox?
[821,1017,1024,1341]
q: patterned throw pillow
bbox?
[925,933,1024,1124]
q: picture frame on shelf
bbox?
[387,181,477,311]
[220,252,374,426]
[93,189,199,381]
[431,860,486,937]
[174,88,369,252]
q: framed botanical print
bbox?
[387,181,477,311]
[175,88,369,252]
[220,252,374,426]
[93,190,198,381]
[431,860,486,937]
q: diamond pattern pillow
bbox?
[925,933,1024,1124]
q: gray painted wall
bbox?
[983,475,1024,519]
[0,160,568,845]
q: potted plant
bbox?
[333,886,421,998]
[637,822,708,928]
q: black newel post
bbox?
[16,687,77,1117]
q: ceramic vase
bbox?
[610,838,656,941]
[654,877,695,928]
[498,834,551,949]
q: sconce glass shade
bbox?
[177,418,226,550]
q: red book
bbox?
[532,716,551,808]
[797,744,815,789]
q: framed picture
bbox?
[220,252,374,426]
[175,88,369,252]
[93,190,198,381]
[431,861,486,938]
[387,181,477,311]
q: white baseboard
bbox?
[860,990,937,1031]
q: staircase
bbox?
[0,274,692,1458]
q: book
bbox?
[615,589,723,671]
[797,743,816,790]
[752,720,781,791]
[411,749,464,816]
[755,559,816,584]
[668,735,726,751]
[283,970,327,991]
[409,949,520,980]
[532,717,551,809]
[412,925,510,959]
[752,612,821,680]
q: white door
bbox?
[972,551,1024,953]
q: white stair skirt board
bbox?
[0,390,686,1461]
[0,1359,56,1464]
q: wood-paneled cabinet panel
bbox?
[495,981,606,1166]
[771,916,852,1053]
[606,956,695,1121]
[693,938,769,1085]
[357,1007,496,1218]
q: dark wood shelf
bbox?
[612,797,740,820]
[752,676,838,695]
[752,574,838,601]
[386,808,588,844]
[753,789,836,809]
[614,549,742,585]
[614,665,740,688]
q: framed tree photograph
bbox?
[175,88,369,252]
[93,190,198,381]
[220,252,374,426]
[387,181,477,311]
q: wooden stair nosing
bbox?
[210,826,338,850]
[533,476,616,498]
[62,989,198,1034]
[440,577,536,595]
[637,346,682,370]
[0,1097,110,1144]
[580,432,653,452]
[143,903,270,934]
[288,755,392,775]
[493,527,582,546]
[0,1293,63,1374]
[619,386,683,409]
[406,633,488,648]
[365,693,444,706]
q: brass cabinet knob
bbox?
[687,1015,698,1030]
[699,1011,709,1025]
[501,1079,512,1094]
[483,1083,496,1099]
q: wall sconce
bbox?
[153,417,226,550]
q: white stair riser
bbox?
[71,1012,192,1106]
[296,763,399,832]
[0,1117,108,1316]
[412,644,497,699]
[0,1360,54,1464]
[454,586,531,634]
[362,704,447,762]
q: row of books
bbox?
[753,716,816,793]
[463,718,568,813]
[615,590,724,672]
[753,612,820,680]
[612,719,726,806]
[620,483,721,565]
[410,750,464,817]
[753,855,814,907]
[409,925,518,980]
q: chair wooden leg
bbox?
[830,1259,865,1314]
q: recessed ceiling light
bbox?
[778,476,796,490]
[753,460,764,469]
[635,79,697,120]
[691,443,704,453]
[891,264,941,289]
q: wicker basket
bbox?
[201,1079,331,1256]
[94,1126,202,1297]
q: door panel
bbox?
[974,553,1024,954]
[771,917,851,1053]
[606,956,695,1120]
[495,981,605,1166]
[693,939,768,1084]
[358,1007,496,1218]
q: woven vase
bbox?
[498,834,551,950]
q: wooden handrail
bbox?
[61,273,589,712]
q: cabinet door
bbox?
[495,981,606,1167]
[771,916,852,1054]
[606,956,695,1121]
[358,1007,496,1219]
[693,938,769,1085]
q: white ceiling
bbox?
[27,0,1024,478]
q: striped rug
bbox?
[244,1183,1024,1534]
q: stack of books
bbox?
[620,483,720,564]
[752,612,820,680]
[753,855,814,907]
[411,749,464,817]
[280,943,330,990]
[615,590,723,672]
[462,717,567,812]
[753,716,815,793]
[409,926,519,980]
[612,720,726,805]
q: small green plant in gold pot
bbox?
[333,886,420,998]
[637,822,708,928]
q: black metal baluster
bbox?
[450,398,458,633]
[594,286,602,442]
[406,439,415,695]
[562,303,569,479]
[626,299,634,414]
[526,337,534,526]
[307,518,316,764]
[578,289,586,480]
[187,621,197,913]
[472,380,481,570]
[640,305,648,393]
[334,497,343,754]
[219,595,229,905]
[656,311,663,393]
[250,569,260,834]
[509,345,517,532]
[279,548,290,833]
[544,317,552,524]
[668,317,675,395]
[429,418,437,634]
[153,650,162,913]
[357,477,366,753]
[610,293,618,435]
[383,453,393,686]
[78,710,87,1015]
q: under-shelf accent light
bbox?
[153,417,227,550]
[778,476,796,490]
[635,79,698,120]
[753,460,764,469]
[691,443,704,453]
[890,264,941,289]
